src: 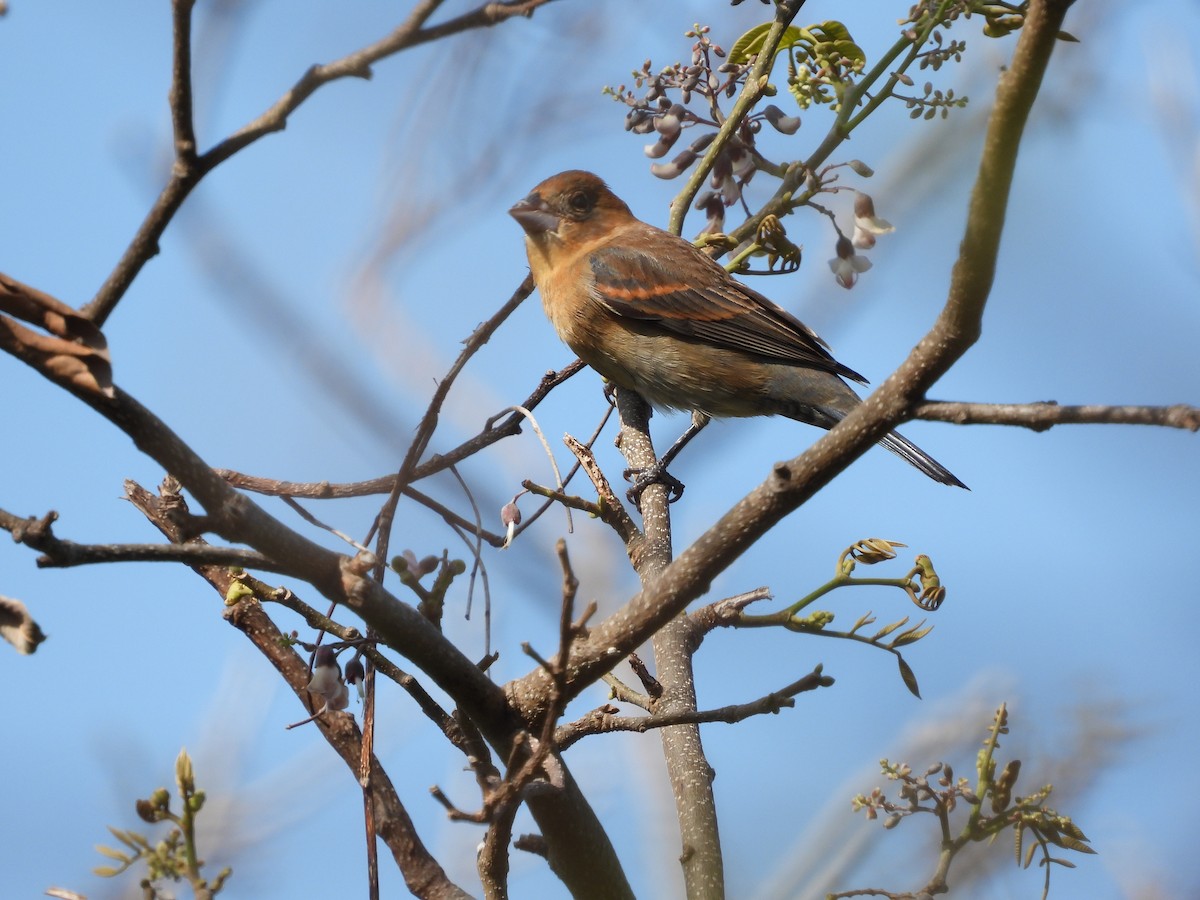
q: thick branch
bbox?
[125,481,471,900]
[9,272,631,897]
[613,388,726,900]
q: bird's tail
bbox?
[772,378,968,489]
[878,429,969,489]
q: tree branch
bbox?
[915,400,1200,432]
[124,480,472,900]
[0,507,289,572]
[555,665,834,751]
[84,1,558,325]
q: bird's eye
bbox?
[566,191,594,215]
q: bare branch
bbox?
[123,480,471,899]
[84,2,556,324]
[0,507,285,573]
[690,586,774,634]
[555,665,835,750]
[214,359,585,508]
[563,433,641,545]
[169,0,198,161]
[915,400,1200,432]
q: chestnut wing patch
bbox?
[588,244,866,383]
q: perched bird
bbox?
[509,170,966,495]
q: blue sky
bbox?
[2,2,1198,898]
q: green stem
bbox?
[737,573,913,625]
[668,1,808,235]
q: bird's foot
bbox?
[624,461,685,507]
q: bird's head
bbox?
[509,170,633,254]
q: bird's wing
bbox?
[587,239,867,383]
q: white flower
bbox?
[852,191,895,249]
[306,646,348,712]
[828,235,872,289]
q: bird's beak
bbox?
[509,193,561,236]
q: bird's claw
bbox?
[624,462,685,507]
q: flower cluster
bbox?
[604,25,800,233]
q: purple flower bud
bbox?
[709,153,732,189]
[654,112,681,139]
[650,149,697,179]
[645,131,681,159]
[314,646,337,669]
[501,499,522,549]
[500,501,522,527]
[625,109,652,133]
[719,175,740,206]
[846,159,874,177]
[729,148,756,178]
[762,105,801,135]
[698,194,725,235]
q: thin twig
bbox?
[282,496,370,551]
[85,1,554,324]
[498,405,574,535]
[506,395,611,541]
[555,665,835,750]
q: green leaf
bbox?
[95,844,130,862]
[1060,820,1089,842]
[729,23,793,65]
[897,655,921,698]
[728,21,863,68]
[891,622,934,648]
[1049,833,1096,854]
[848,611,874,634]
[871,616,909,641]
[808,22,866,65]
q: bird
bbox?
[509,170,966,499]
